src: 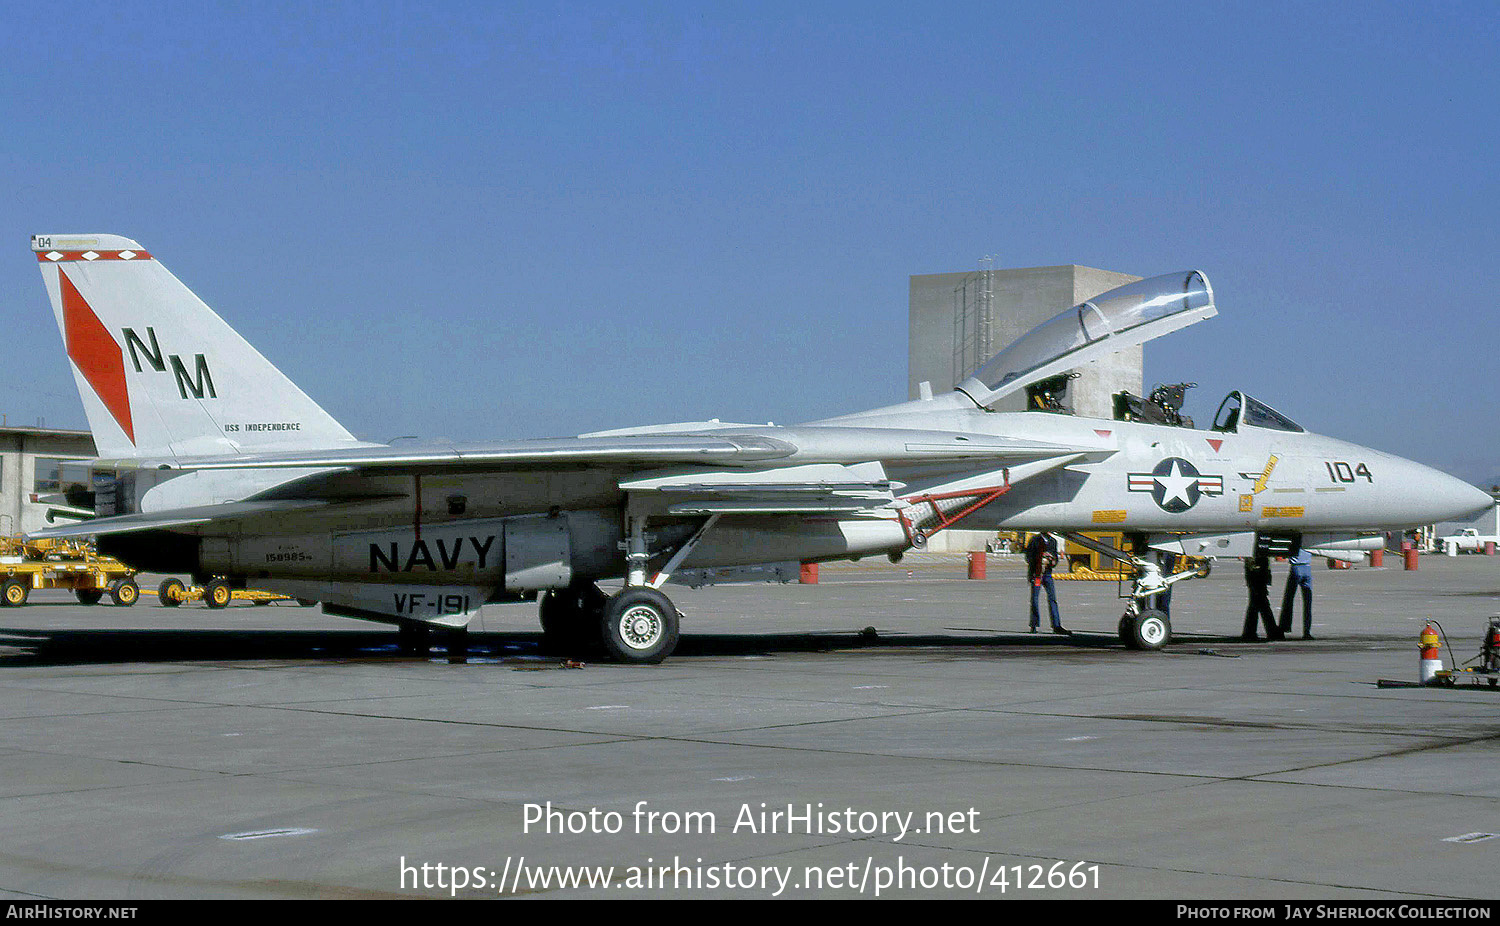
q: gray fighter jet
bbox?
[28,234,1494,661]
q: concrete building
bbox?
[0,426,97,536]
[909,264,1143,418]
[908,264,1143,551]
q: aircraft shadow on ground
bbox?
[0,625,1305,667]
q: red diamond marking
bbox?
[59,269,134,444]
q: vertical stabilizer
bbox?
[32,234,358,460]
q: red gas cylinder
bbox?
[1404,548,1419,571]
[1420,622,1443,684]
[967,551,987,580]
[799,562,819,584]
[1369,548,1384,567]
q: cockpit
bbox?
[1111,388,1304,433]
[1211,391,1304,433]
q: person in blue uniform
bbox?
[1025,532,1069,635]
[1279,548,1314,639]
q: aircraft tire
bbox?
[110,580,139,607]
[3,578,28,607]
[1130,609,1171,650]
[158,578,186,607]
[1118,614,1137,648]
[539,583,607,656]
[204,580,233,609]
[600,588,679,665]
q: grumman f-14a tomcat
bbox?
[28,234,1494,661]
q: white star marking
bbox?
[1155,460,1198,507]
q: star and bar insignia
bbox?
[1128,457,1224,512]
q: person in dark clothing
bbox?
[1279,548,1314,639]
[1025,532,1069,635]
[1241,555,1283,641]
[1155,550,1178,616]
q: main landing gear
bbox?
[536,508,715,665]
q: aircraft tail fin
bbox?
[32,234,359,460]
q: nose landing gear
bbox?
[1062,532,1209,651]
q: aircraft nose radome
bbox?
[1423,469,1495,523]
[1457,478,1496,519]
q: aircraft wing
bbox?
[48,431,1108,534]
[619,462,897,514]
[131,428,1099,475]
[135,434,800,473]
[27,499,331,539]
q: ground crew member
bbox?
[1241,555,1283,641]
[1279,548,1314,639]
[1156,550,1178,616]
[1025,532,1069,635]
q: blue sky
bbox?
[3,1,1497,485]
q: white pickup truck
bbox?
[1440,528,1499,554]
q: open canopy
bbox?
[956,270,1216,409]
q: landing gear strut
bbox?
[536,507,714,664]
[1062,532,1208,651]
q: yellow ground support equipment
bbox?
[152,577,301,609]
[0,537,140,606]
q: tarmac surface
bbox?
[0,553,1496,899]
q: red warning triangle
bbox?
[1206,438,1223,452]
